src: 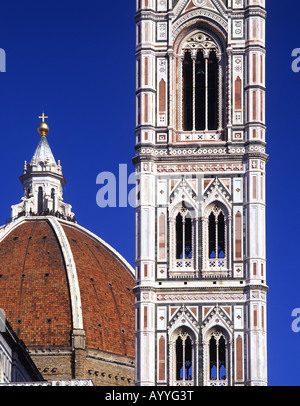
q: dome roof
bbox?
[0,216,135,359]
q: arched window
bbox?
[175,330,193,383]
[175,209,193,270]
[170,204,198,277]
[181,32,222,133]
[51,188,56,213]
[176,212,192,260]
[209,330,227,385]
[203,203,230,277]
[38,187,43,214]
[208,208,225,260]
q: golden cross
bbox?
[39,113,48,122]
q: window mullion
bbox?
[182,217,185,260]
[204,51,209,132]
[180,54,184,131]
[192,51,196,132]
[216,340,220,381]
[182,339,186,382]
[215,217,218,260]
[217,53,223,131]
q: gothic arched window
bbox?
[51,188,55,213]
[181,32,222,133]
[175,209,194,271]
[175,330,193,383]
[208,208,225,260]
[38,186,43,214]
[209,330,227,384]
[176,212,192,260]
[170,205,198,277]
[202,203,230,277]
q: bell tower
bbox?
[134,0,268,386]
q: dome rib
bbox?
[47,217,84,331]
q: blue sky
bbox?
[0,1,299,386]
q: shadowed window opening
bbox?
[208,208,226,260]
[176,212,193,260]
[209,333,227,381]
[181,33,221,132]
[176,333,193,381]
[51,188,55,213]
[38,187,43,214]
[208,52,218,130]
[183,52,193,131]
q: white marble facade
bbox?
[134,0,268,386]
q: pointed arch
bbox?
[169,305,200,339]
[175,210,192,260]
[209,330,227,382]
[176,332,193,381]
[201,195,232,277]
[202,324,232,386]
[169,183,199,276]
[180,32,221,132]
[170,205,197,276]
[172,22,226,138]
[205,204,227,261]
[169,325,197,386]
[202,187,231,218]
[169,187,198,219]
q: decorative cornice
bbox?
[134,142,267,161]
[157,292,245,302]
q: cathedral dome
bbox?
[0,116,135,386]
[0,217,135,356]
